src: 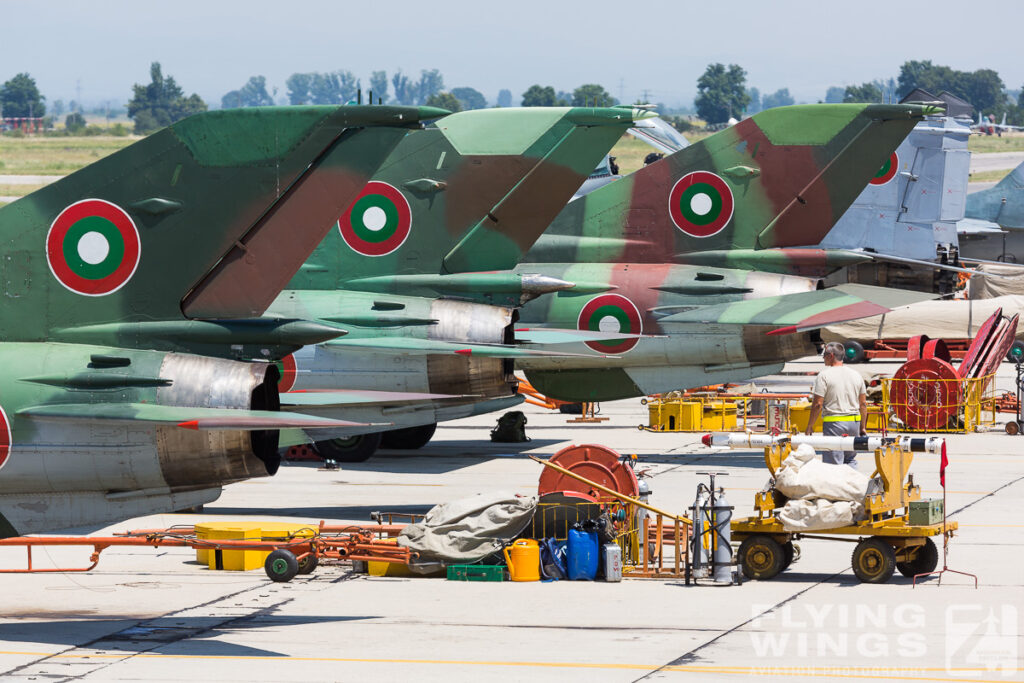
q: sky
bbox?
[2,0,1023,110]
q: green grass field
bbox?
[0,127,1020,195]
[968,133,1024,153]
[0,135,136,174]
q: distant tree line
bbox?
[7,57,1024,137]
[693,59,1024,125]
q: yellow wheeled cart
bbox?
[731,440,956,584]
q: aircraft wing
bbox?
[659,284,934,334]
[626,116,690,154]
[281,389,474,408]
[18,403,377,430]
[324,336,598,358]
[513,327,652,344]
[956,217,1006,235]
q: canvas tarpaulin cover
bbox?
[397,491,538,564]
[774,444,869,531]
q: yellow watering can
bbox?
[503,539,540,582]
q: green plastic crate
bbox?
[908,499,943,526]
[446,565,504,581]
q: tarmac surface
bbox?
[970,151,1024,175]
[0,357,1021,682]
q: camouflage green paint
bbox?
[524,103,937,265]
[287,107,650,294]
[0,105,439,345]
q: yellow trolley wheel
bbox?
[738,534,785,580]
[852,537,896,583]
[896,537,938,578]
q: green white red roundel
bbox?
[869,152,899,185]
[46,199,141,296]
[0,404,11,471]
[276,354,297,393]
[668,171,734,238]
[339,181,412,256]
[577,294,643,354]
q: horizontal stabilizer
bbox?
[342,272,575,299]
[853,250,1012,278]
[281,389,473,408]
[18,403,376,430]
[324,336,598,358]
[514,327,652,344]
[659,283,934,334]
[673,248,873,277]
[56,318,346,347]
[956,217,1005,235]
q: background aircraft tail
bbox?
[290,106,651,293]
[524,103,937,264]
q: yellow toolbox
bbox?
[701,401,738,431]
[194,522,316,571]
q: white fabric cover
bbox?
[969,264,1024,299]
[779,498,865,531]
[821,295,1024,343]
[397,491,538,564]
[773,444,870,532]
[774,444,870,502]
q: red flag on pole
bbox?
[940,440,948,488]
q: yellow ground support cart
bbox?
[731,440,956,584]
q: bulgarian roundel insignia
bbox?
[276,354,297,393]
[577,294,643,354]
[338,181,412,256]
[869,152,899,186]
[46,199,141,296]
[0,404,11,471]
[668,171,734,238]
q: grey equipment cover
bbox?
[398,491,538,564]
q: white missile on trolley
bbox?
[701,432,945,454]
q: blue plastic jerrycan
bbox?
[566,527,598,580]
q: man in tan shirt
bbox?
[805,341,867,465]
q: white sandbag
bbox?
[774,444,870,502]
[778,498,865,531]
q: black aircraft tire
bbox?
[1006,340,1024,363]
[782,540,795,570]
[315,432,383,463]
[296,553,319,575]
[380,423,437,450]
[265,549,299,583]
[844,340,866,364]
[896,537,939,578]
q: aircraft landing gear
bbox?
[380,423,437,450]
[314,432,382,463]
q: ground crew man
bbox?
[805,341,867,465]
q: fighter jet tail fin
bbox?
[0,105,439,341]
[530,103,936,264]
[296,107,649,292]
